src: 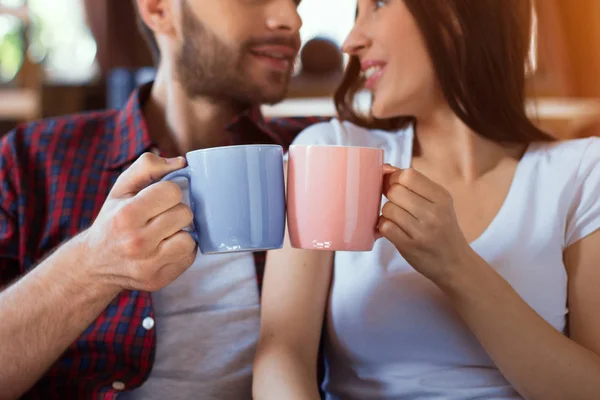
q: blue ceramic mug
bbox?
[161,145,286,254]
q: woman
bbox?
[253,0,600,399]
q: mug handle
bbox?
[161,166,200,243]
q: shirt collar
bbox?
[225,104,284,145]
[107,83,154,169]
[107,82,281,169]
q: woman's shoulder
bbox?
[535,137,600,247]
[291,118,413,148]
[531,136,600,160]
[528,136,600,179]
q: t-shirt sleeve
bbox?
[283,118,358,162]
[290,118,348,146]
[565,138,600,247]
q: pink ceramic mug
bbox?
[287,145,384,251]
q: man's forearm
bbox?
[0,234,121,399]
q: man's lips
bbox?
[250,45,298,72]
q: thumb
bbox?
[110,153,186,198]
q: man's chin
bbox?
[245,69,291,104]
[251,83,289,105]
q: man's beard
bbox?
[176,3,299,108]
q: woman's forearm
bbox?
[253,344,321,400]
[442,252,600,400]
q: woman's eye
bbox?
[374,0,387,10]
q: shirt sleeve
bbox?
[0,131,21,286]
[266,116,331,149]
[565,138,600,247]
[282,118,343,162]
[288,118,350,148]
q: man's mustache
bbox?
[245,35,302,55]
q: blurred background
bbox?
[1,0,600,139]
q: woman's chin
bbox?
[370,101,395,120]
[371,95,415,121]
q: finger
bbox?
[381,201,418,239]
[132,180,184,222]
[153,255,198,289]
[145,203,194,245]
[158,230,198,262]
[388,168,446,203]
[375,223,384,240]
[382,164,401,194]
[386,183,431,219]
[377,216,411,246]
[110,153,186,198]
[151,241,198,289]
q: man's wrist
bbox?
[40,231,123,303]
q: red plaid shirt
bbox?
[0,83,325,399]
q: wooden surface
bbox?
[262,97,600,139]
[553,0,600,98]
[530,0,600,99]
[528,0,573,97]
[0,89,40,121]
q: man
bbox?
[0,0,321,398]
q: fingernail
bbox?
[166,156,184,164]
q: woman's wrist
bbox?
[435,248,500,302]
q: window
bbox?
[1,0,359,84]
[298,0,356,50]
[0,0,97,84]
[0,0,26,82]
[28,0,98,82]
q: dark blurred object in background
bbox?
[107,67,155,109]
[82,0,156,111]
[82,0,154,77]
[300,37,344,76]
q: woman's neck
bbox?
[411,107,527,183]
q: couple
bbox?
[1,0,600,399]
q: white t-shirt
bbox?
[291,119,600,400]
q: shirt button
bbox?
[142,317,155,330]
[112,381,126,391]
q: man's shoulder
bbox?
[1,109,120,162]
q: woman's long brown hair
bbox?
[335,0,555,143]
